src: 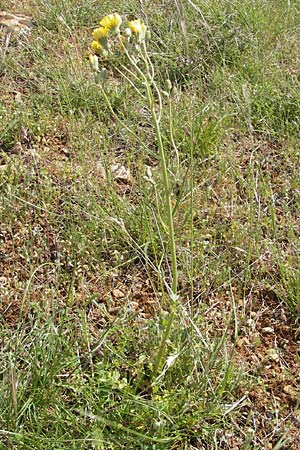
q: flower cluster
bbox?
[127,19,147,43]
[90,12,148,60]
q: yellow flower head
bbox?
[92,26,108,42]
[91,40,108,57]
[91,40,102,52]
[128,19,147,42]
[99,13,122,33]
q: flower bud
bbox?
[124,27,132,37]
[89,54,99,72]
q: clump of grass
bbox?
[0,303,242,449]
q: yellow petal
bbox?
[92,26,108,41]
[91,40,102,52]
[99,13,122,32]
[91,40,107,56]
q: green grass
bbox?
[1,0,300,448]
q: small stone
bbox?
[128,301,139,311]
[262,327,275,334]
[236,337,249,347]
[283,385,296,398]
[111,163,133,184]
[111,288,125,299]
[0,11,32,34]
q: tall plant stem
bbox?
[102,42,179,378]
[143,82,178,378]
[150,92,178,295]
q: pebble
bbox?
[112,288,125,299]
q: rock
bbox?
[283,385,296,398]
[0,11,32,34]
[262,327,275,334]
[111,163,133,184]
[0,10,32,52]
[111,288,125,299]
